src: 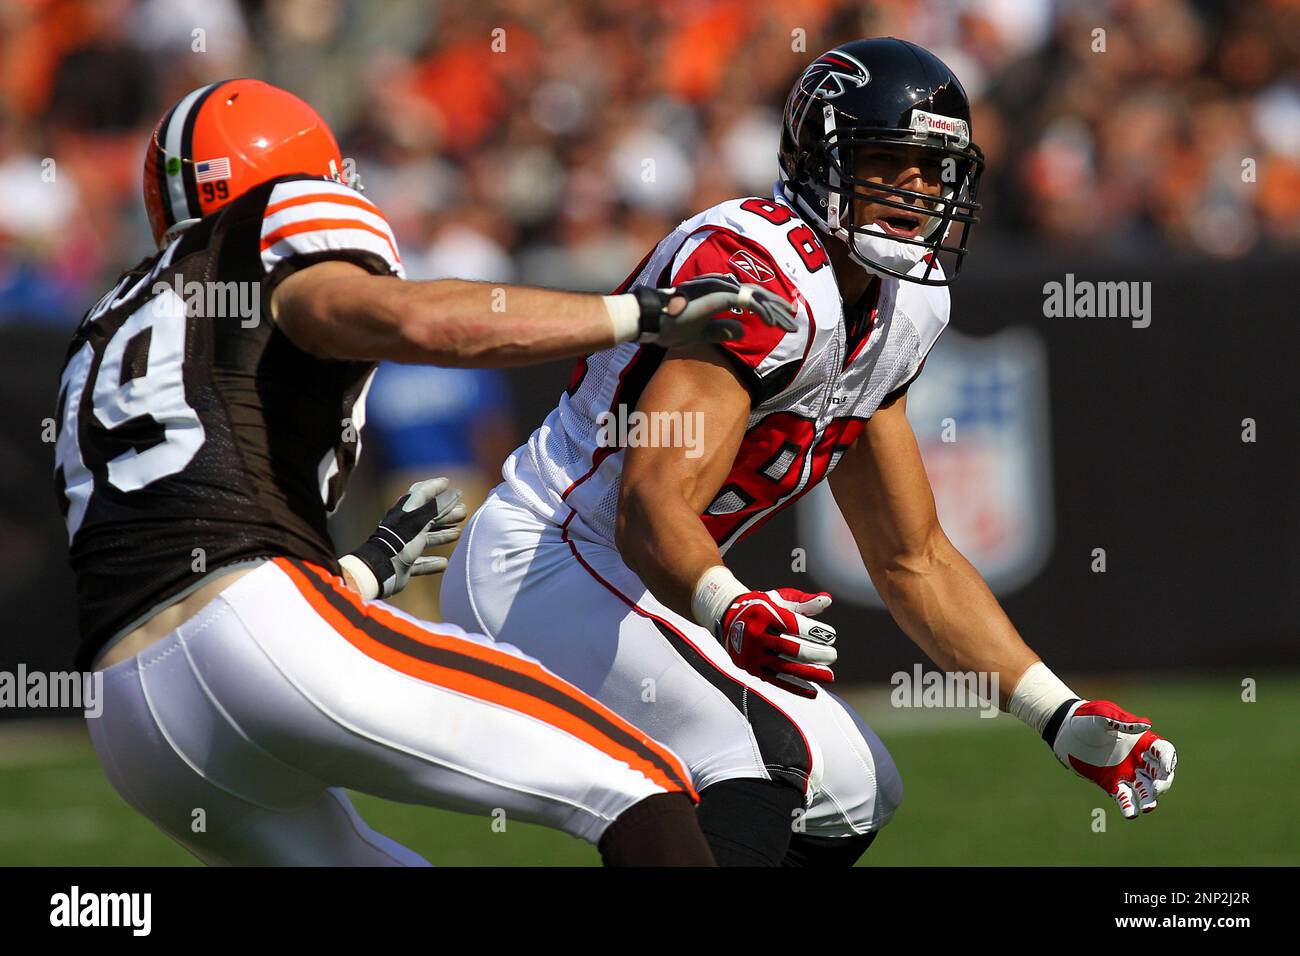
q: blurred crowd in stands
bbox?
[4,0,1295,619]
[2,0,1299,327]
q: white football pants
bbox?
[441,486,903,838]
[87,557,696,865]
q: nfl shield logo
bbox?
[800,327,1053,606]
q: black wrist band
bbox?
[633,286,667,336]
[1041,697,1080,745]
[347,538,392,590]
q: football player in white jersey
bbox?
[442,38,1178,865]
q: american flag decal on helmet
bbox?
[194,157,231,183]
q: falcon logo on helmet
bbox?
[798,51,871,100]
[143,79,349,248]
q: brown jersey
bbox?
[53,174,405,668]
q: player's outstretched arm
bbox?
[270,261,793,367]
[616,347,837,698]
[830,394,1177,817]
[830,395,1036,688]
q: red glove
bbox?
[1046,699,1178,818]
[717,588,837,698]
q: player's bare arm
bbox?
[829,394,1039,696]
[271,260,793,367]
[616,348,838,698]
[615,346,750,613]
[831,394,1178,818]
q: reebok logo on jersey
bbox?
[729,250,775,284]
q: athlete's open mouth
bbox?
[873,211,926,238]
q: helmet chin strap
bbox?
[328,158,364,193]
[779,176,928,279]
[158,218,201,250]
[776,175,951,282]
[847,226,928,276]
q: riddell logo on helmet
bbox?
[909,109,970,148]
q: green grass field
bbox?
[2,673,1295,866]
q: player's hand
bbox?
[339,477,467,601]
[1046,699,1178,819]
[715,588,837,698]
[634,274,797,348]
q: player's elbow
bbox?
[614,478,658,570]
[863,525,951,595]
[272,278,344,359]
[613,493,641,567]
[273,262,399,361]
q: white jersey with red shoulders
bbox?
[501,185,950,550]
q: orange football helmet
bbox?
[143,78,347,246]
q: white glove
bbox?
[339,477,467,600]
[606,274,797,347]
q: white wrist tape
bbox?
[1007,661,1078,735]
[338,553,380,601]
[691,565,749,633]
[603,294,641,344]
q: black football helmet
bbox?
[778,37,984,285]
